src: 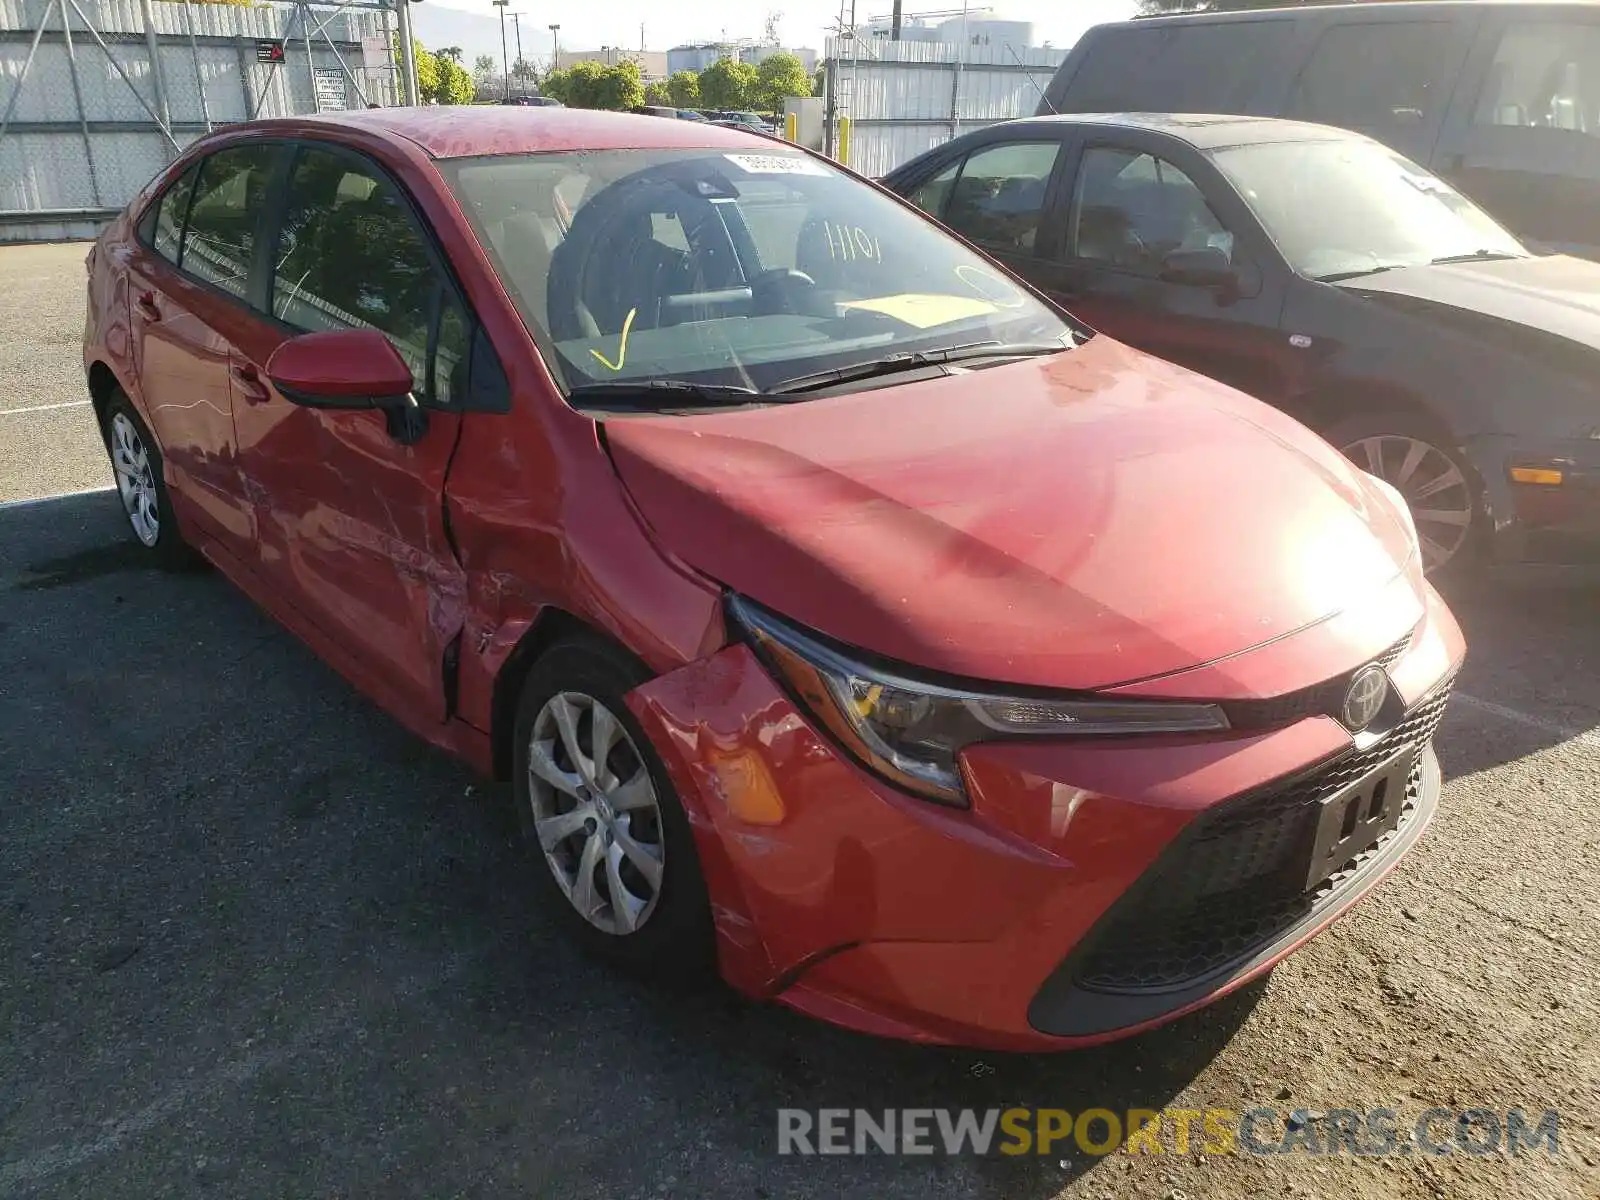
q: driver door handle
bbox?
[230,363,271,405]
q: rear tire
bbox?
[100,392,196,570]
[1324,411,1484,576]
[511,635,715,981]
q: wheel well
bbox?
[490,607,625,781]
[1297,379,1450,442]
[86,361,120,434]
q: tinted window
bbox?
[908,159,960,218]
[1288,22,1458,132]
[943,141,1062,255]
[272,147,453,402]
[183,146,278,301]
[148,164,199,265]
[1474,22,1600,137]
[1056,23,1293,114]
[1069,147,1232,276]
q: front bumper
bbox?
[1465,434,1600,563]
[627,586,1464,1052]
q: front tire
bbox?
[101,392,195,570]
[511,636,715,980]
[1325,412,1483,576]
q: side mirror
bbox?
[266,329,415,410]
[1159,247,1237,290]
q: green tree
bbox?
[593,60,645,110]
[408,39,440,102]
[431,52,476,104]
[753,51,809,113]
[698,55,758,110]
[473,53,496,77]
[811,62,826,97]
[665,70,701,109]
[513,58,536,83]
[437,46,463,63]
[544,60,643,110]
[541,68,571,104]
[644,80,672,105]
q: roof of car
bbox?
[1001,112,1366,151]
[245,106,779,160]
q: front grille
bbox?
[1072,682,1451,995]
[1222,627,1416,730]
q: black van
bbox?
[1039,2,1600,258]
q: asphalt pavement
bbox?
[2,241,1597,1199]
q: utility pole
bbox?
[493,0,510,99]
[890,0,902,39]
[395,0,419,105]
[510,11,524,94]
[548,23,560,72]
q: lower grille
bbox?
[1072,683,1452,995]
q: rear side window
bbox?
[1287,22,1459,133]
[271,146,464,405]
[941,141,1063,255]
[1474,21,1600,136]
[183,145,280,301]
[143,164,199,266]
[1056,23,1292,113]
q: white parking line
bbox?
[0,399,92,416]
[1454,692,1600,751]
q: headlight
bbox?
[729,596,1230,805]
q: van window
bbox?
[1288,22,1458,133]
[1054,23,1293,114]
[1474,22,1600,136]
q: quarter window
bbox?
[907,159,960,218]
[1069,147,1233,277]
[183,146,278,301]
[1474,22,1600,136]
[1287,22,1459,133]
[146,164,199,266]
[271,147,459,404]
[941,141,1063,255]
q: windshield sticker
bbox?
[589,307,637,372]
[824,222,882,262]
[954,264,1028,310]
[839,294,1000,330]
[723,153,829,176]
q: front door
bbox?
[229,142,472,726]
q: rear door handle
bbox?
[136,292,161,320]
[230,363,271,405]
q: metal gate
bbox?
[0,0,393,240]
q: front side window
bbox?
[183,145,279,301]
[1287,22,1458,132]
[907,159,960,218]
[444,148,1074,396]
[1068,147,1233,276]
[272,147,455,402]
[1211,138,1525,281]
[942,141,1062,255]
[1474,22,1600,136]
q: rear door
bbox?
[228,140,472,726]
[125,145,284,553]
[1434,10,1600,257]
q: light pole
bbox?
[395,0,419,105]
[548,23,560,73]
[510,12,525,95]
[493,0,511,100]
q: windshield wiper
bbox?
[767,341,1070,396]
[1429,250,1526,265]
[1316,264,1408,283]
[567,379,764,412]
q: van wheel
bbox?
[101,393,196,570]
[511,636,715,980]
[1325,412,1482,575]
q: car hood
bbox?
[604,337,1418,692]
[1337,255,1600,353]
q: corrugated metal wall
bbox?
[825,36,1067,179]
[0,0,391,240]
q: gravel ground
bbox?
[2,241,1597,1199]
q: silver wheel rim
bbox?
[1342,434,1473,572]
[110,412,160,547]
[526,691,666,936]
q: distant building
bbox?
[865,10,1033,51]
[560,48,669,79]
[667,42,818,76]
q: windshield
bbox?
[441,148,1074,395]
[1209,139,1526,281]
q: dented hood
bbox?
[604,337,1418,691]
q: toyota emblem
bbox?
[1341,665,1388,731]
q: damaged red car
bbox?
[83,108,1465,1051]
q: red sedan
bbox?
[82,108,1464,1051]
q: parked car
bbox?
[84,107,1463,1051]
[708,110,773,132]
[884,114,1600,572]
[1038,2,1600,260]
[500,95,563,107]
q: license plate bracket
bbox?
[1303,749,1414,891]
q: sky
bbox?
[410,0,1137,70]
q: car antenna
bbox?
[1007,42,1057,114]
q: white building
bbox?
[667,43,819,76]
[865,10,1034,52]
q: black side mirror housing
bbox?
[1159,247,1237,289]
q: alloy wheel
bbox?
[1341,434,1474,572]
[110,411,160,547]
[525,691,666,936]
